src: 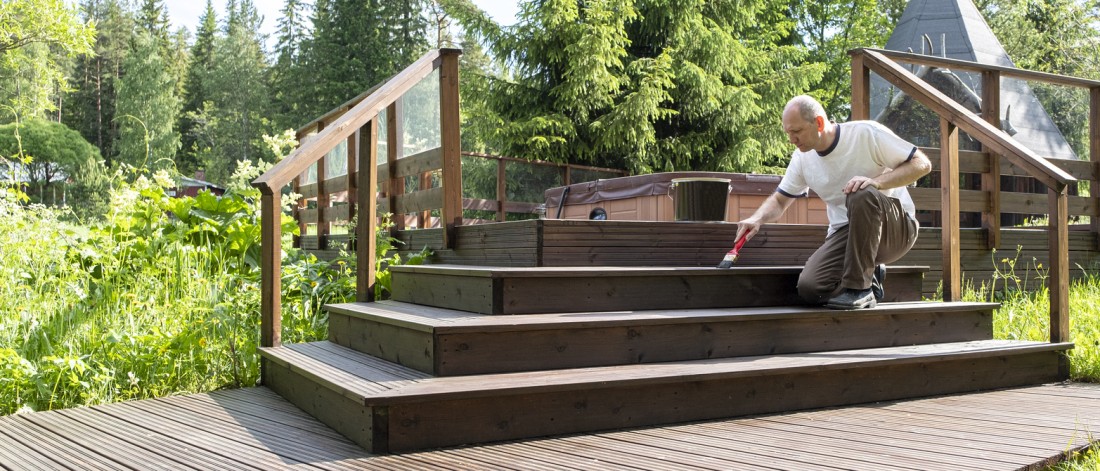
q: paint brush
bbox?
[716,234,748,269]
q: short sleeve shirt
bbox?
[777,121,918,236]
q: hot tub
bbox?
[544,172,827,223]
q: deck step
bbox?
[389,265,928,315]
[327,300,997,376]
[261,339,1071,453]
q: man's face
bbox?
[782,108,821,153]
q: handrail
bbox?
[864,48,1100,90]
[859,49,1075,189]
[253,49,451,194]
[851,48,1077,364]
[251,48,463,353]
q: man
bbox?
[735,95,932,309]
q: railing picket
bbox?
[387,102,404,230]
[1050,188,1070,347]
[317,152,329,249]
[1091,87,1099,250]
[981,71,1001,250]
[941,118,961,301]
[496,159,506,222]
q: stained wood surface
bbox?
[3,383,1098,470]
[328,300,996,376]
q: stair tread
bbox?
[390,264,930,278]
[327,300,1000,334]
[261,339,1070,406]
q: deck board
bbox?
[2,383,1100,470]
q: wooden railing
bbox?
[252,48,462,349]
[851,48,1100,354]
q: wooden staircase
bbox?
[260,265,1071,454]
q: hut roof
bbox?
[871,0,1077,159]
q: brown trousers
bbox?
[797,187,918,304]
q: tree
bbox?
[0,118,100,203]
[449,0,825,174]
[980,0,1100,159]
[115,31,180,169]
[63,0,133,165]
[179,0,219,175]
[269,0,312,131]
[190,0,273,185]
[0,0,95,121]
[789,0,893,120]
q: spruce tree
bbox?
[451,0,825,173]
[115,31,180,169]
[270,0,312,131]
[178,0,218,175]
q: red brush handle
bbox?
[733,234,747,254]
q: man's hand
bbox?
[735,219,761,243]
[843,175,880,194]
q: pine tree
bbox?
[115,31,180,169]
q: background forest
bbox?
[3,0,1098,217]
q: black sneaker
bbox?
[826,288,877,310]
[871,264,886,302]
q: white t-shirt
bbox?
[777,121,918,237]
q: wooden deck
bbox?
[2,383,1098,470]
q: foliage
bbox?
[269,0,314,132]
[445,0,825,175]
[189,2,274,186]
[178,0,218,176]
[962,246,1100,383]
[789,0,893,120]
[115,31,181,170]
[0,0,95,121]
[0,118,100,203]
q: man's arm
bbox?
[735,191,795,242]
[842,149,933,194]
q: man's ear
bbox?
[815,116,825,132]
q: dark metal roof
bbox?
[871,0,1077,159]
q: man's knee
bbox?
[797,272,831,304]
[846,187,879,209]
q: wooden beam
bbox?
[859,49,1074,190]
[1049,187,1070,378]
[440,49,463,249]
[850,53,870,121]
[981,71,1001,250]
[358,119,379,302]
[1091,87,1099,250]
[941,118,961,302]
[317,150,330,249]
[861,48,1100,90]
[260,192,281,348]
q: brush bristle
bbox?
[716,252,737,269]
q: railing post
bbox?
[1090,86,1099,250]
[496,158,506,222]
[1050,186,1070,377]
[941,118,961,301]
[387,102,404,230]
[850,52,871,121]
[260,190,282,348]
[440,48,463,248]
[357,119,379,302]
[981,71,1001,250]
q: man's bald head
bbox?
[784,95,827,124]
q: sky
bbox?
[164,0,520,47]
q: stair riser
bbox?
[392,271,923,315]
[266,351,1063,453]
[330,309,993,376]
